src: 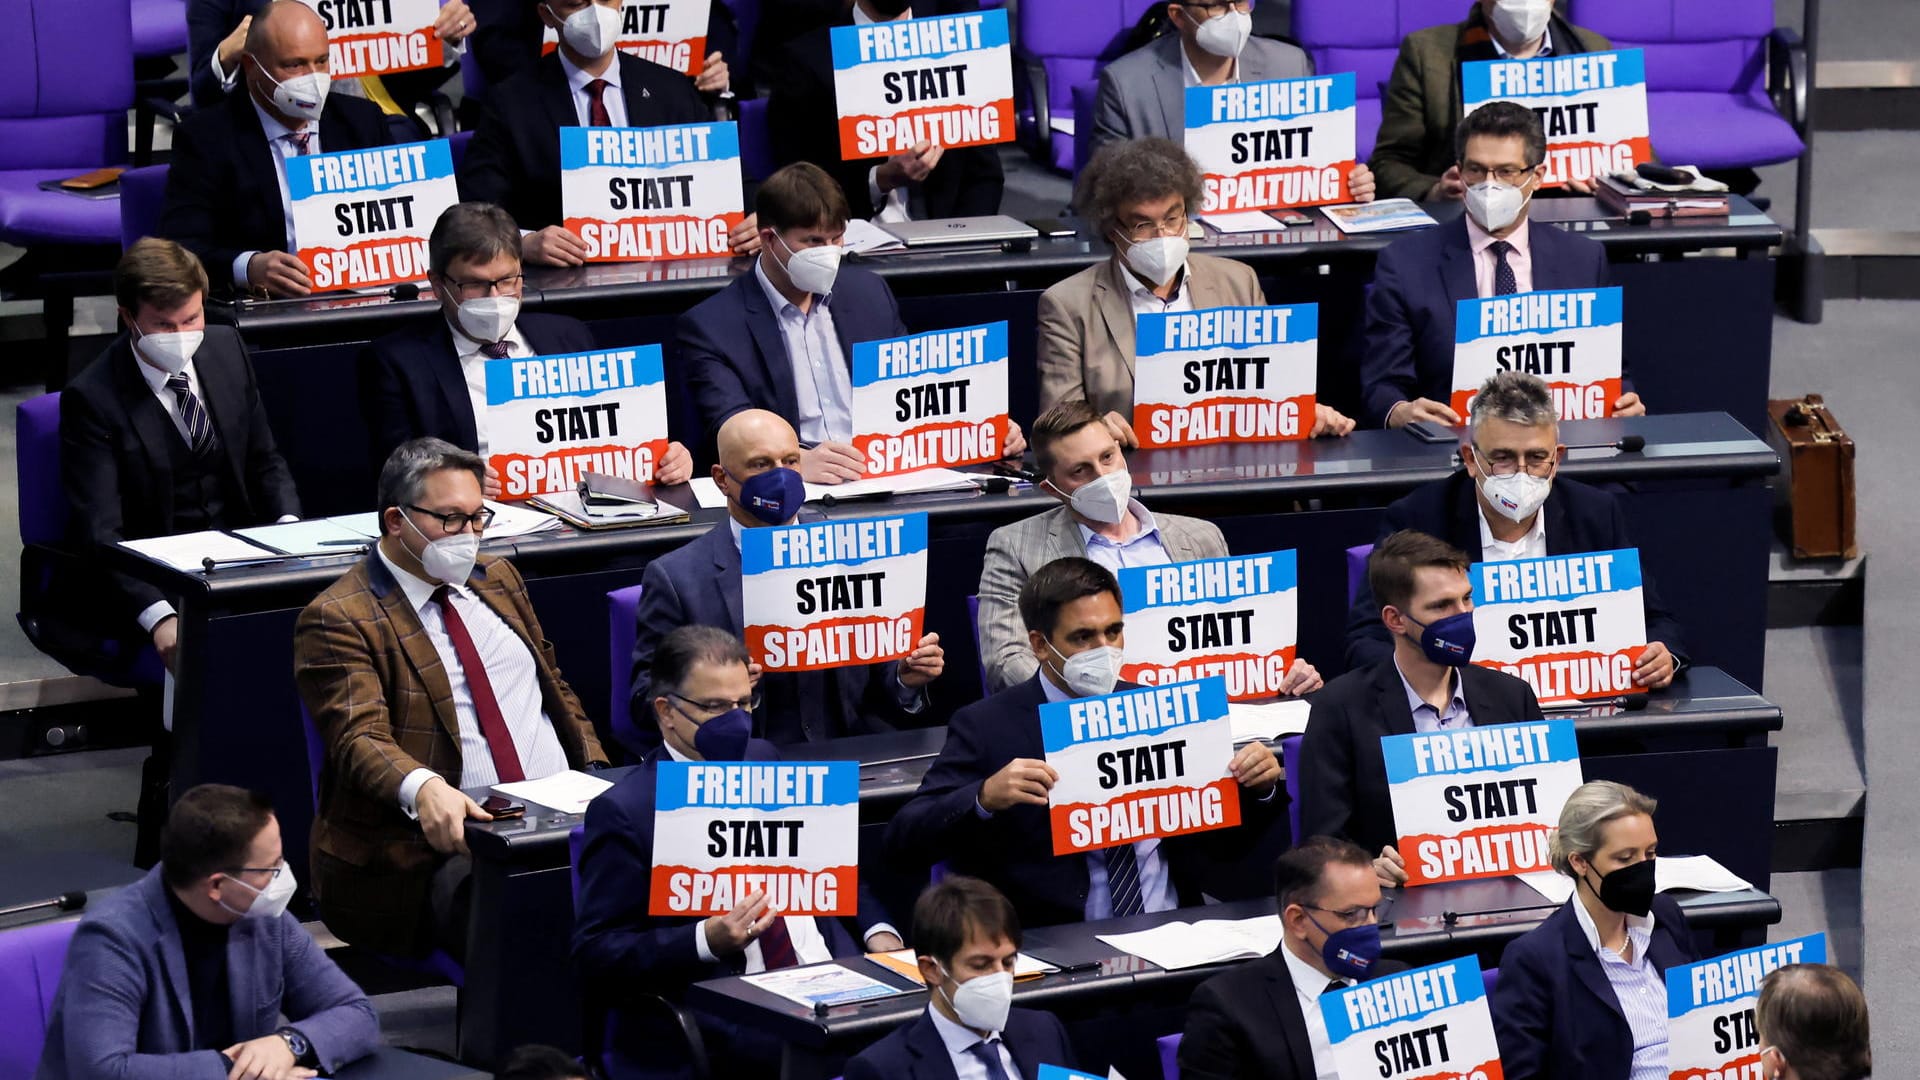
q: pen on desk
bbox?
[314,539,370,547]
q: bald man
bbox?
[624,409,944,751]
[160,0,398,298]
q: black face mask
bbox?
[1585,858,1656,917]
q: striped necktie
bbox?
[165,373,219,457]
[1106,843,1145,917]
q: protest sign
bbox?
[483,344,671,499]
[1042,678,1240,856]
[1452,287,1624,421]
[1667,934,1826,1080]
[1132,305,1318,449]
[297,0,442,77]
[1470,548,1649,705]
[1185,72,1357,212]
[1323,955,1505,1080]
[1383,719,1584,886]
[1462,49,1651,188]
[1116,551,1298,701]
[537,0,710,74]
[288,139,458,291]
[742,514,929,673]
[560,123,745,263]
[830,9,1014,159]
[650,760,859,916]
[850,321,1010,478]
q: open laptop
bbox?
[877,215,1041,248]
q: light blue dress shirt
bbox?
[1395,659,1473,733]
[1076,500,1172,574]
[753,258,853,445]
[1571,897,1670,1080]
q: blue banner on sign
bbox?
[1666,933,1826,1017]
[1453,287,1624,345]
[1380,719,1579,783]
[1116,551,1298,612]
[482,345,664,405]
[1469,548,1643,605]
[1035,1067,1104,1080]
[1039,677,1229,754]
[558,122,741,169]
[655,760,860,812]
[1460,48,1647,103]
[830,8,1010,69]
[1322,955,1486,1044]
[739,513,930,574]
[1183,71,1356,130]
[850,321,1008,387]
[1136,304,1319,356]
[285,138,454,199]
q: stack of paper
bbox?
[529,490,690,529]
[234,518,376,557]
[1228,700,1311,743]
[491,770,613,814]
[120,530,281,571]
[1096,914,1281,971]
[843,218,907,255]
[687,468,980,510]
[481,500,568,538]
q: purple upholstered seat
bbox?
[0,919,80,1079]
[119,164,169,249]
[0,0,134,246]
[1158,1031,1183,1080]
[607,584,649,757]
[738,97,777,183]
[16,395,65,551]
[1015,0,1148,173]
[1345,544,1375,608]
[1282,733,1304,844]
[132,0,189,59]
[1293,0,1461,162]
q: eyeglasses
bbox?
[1119,208,1188,243]
[407,504,497,533]
[443,273,523,299]
[1459,163,1536,185]
[669,691,760,717]
[1304,901,1386,926]
[1471,444,1556,477]
[227,865,285,879]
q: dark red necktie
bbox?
[431,585,525,784]
[758,915,798,970]
[480,340,511,359]
[585,78,612,127]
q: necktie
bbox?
[480,340,512,360]
[585,78,612,126]
[165,373,219,457]
[1106,843,1145,918]
[430,585,526,784]
[1323,978,1348,996]
[967,1041,1013,1080]
[1490,240,1518,296]
[285,131,313,156]
[757,915,798,970]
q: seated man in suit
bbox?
[1038,137,1356,447]
[1369,0,1611,202]
[38,783,379,1079]
[888,556,1284,928]
[1180,837,1409,1080]
[467,0,737,93]
[1301,529,1544,885]
[359,201,694,494]
[767,0,1005,223]
[1363,102,1643,429]
[629,409,943,749]
[576,624,901,1075]
[1345,372,1687,682]
[187,0,476,111]
[679,160,1025,480]
[295,438,609,959]
[845,875,1077,1080]
[160,0,398,299]
[457,0,754,267]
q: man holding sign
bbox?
[890,557,1283,929]
[187,0,476,110]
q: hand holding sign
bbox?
[696,50,729,93]
[1383,720,1584,887]
[523,225,590,268]
[1322,955,1504,1080]
[247,251,313,299]
[1227,741,1280,794]
[898,632,945,688]
[652,761,860,918]
[432,0,475,43]
[980,758,1059,812]
[702,888,777,956]
[878,141,945,192]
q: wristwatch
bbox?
[276,1027,315,1067]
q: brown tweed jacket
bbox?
[294,549,606,956]
[1368,6,1611,200]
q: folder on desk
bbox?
[1595,175,1729,218]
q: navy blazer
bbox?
[1492,894,1697,1080]
[1360,215,1618,427]
[457,51,709,230]
[1343,471,1690,671]
[885,675,1282,929]
[844,1007,1076,1080]
[36,867,380,1079]
[1180,949,1410,1080]
[1299,657,1543,856]
[160,87,395,294]
[358,311,598,465]
[628,523,914,751]
[677,263,908,456]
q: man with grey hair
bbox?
[359,202,693,495]
[1344,370,1686,684]
[295,437,607,958]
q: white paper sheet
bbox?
[234,518,376,557]
[482,499,567,538]
[1516,870,1576,905]
[1228,700,1311,743]
[741,963,903,1008]
[843,217,907,254]
[1516,855,1754,907]
[1095,914,1282,971]
[1199,210,1287,234]
[120,530,281,571]
[687,468,981,510]
[325,512,384,538]
[865,947,1057,984]
[491,769,613,814]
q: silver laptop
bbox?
[878,215,1041,248]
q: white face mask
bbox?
[553,2,622,59]
[1489,0,1553,48]
[457,295,520,345]
[1464,178,1531,234]
[1047,639,1123,698]
[937,964,1013,1034]
[134,328,204,376]
[1192,8,1252,58]
[254,62,330,123]
[775,232,844,296]
[1116,233,1189,289]
[1060,468,1132,525]
[1477,468,1553,523]
[404,510,480,585]
[218,859,298,921]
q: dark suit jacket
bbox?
[678,263,907,454]
[36,866,380,1080]
[1361,215,1618,427]
[1345,472,1689,670]
[61,327,301,623]
[628,523,914,751]
[1299,658,1543,856]
[885,675,1282,929]
[294,552,608,956]
[457,51,709,230]
[187,0,455,109]
[767,11,1004,220]
[844,1007,1076,1080]
[1179,949,1411,1080]
[467,0,739,93]
[160,87,396,294]
[1492,895,1696,1080]
[358,311,597,464]
[1368,7,1611,200]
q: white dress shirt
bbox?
[1465,209,1535,297]
[234,98,321,290]
[854,4,914,223]
[1477,500,1548,561]
[444,318,533,456]
[753,257,854,444]
[1125,262,1194,317]
[1280,939,1351,1080]
[559,48,629,127]
[379,546,570,815]
[1180,43,1240,86]
[927,1000,1025,1080]
[1075,499,1173,575]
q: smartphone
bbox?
[1275,211,1315,226]
[1403,420,1460,445]
[479,795,527,819]
[1024,216,1077,238]
[60,166,125,190]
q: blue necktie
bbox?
[165,372,219,457]
[1106,843,1145,917]
[1490,240,1518,296]
[967,1040,1013,1080]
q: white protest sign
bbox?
[1185,72,1357,212]
[1382,720,1584,887]
[741,514,929,673]
[483,345,671,499]
[1132,305,1319,449]
[560,123,745,263]
[538,0,711,75]
[1323,955,1506,1080]
[1462,49,1652,188]
[288,139,458,291]
[1115,552,1298,702]
[1452,288,1624,421]
[850,321,1010,478]
[1667,934,1827,1080]
[829,9,1014,159]
[1470,549,1650,705]
[296,0,443,77]
[650,760,859,916]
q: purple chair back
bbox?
[0,919,79,1079]
[1015,0,1148,172]
[738,97,776,182]
[964,594,990,694]
[131,0,189,59]
[461,49,489,103]
[1158,1032,1182,1080]
[448,131,475,172]
[1482,965,1499,995]
[0,0,134,172]
[607,584,647,757]
[1345,544,1374,608]
[1293,0,1460,159]
[16,394,65,549]
[1282,733,1304,844]
[119,164,169,248]
[569,822,586,908]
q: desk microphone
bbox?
[1441,898,1559,926]
[0,891,87,920]
[388,282,422,301]
[1564,434,1646,453]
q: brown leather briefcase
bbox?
[1766,395,1858,559]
